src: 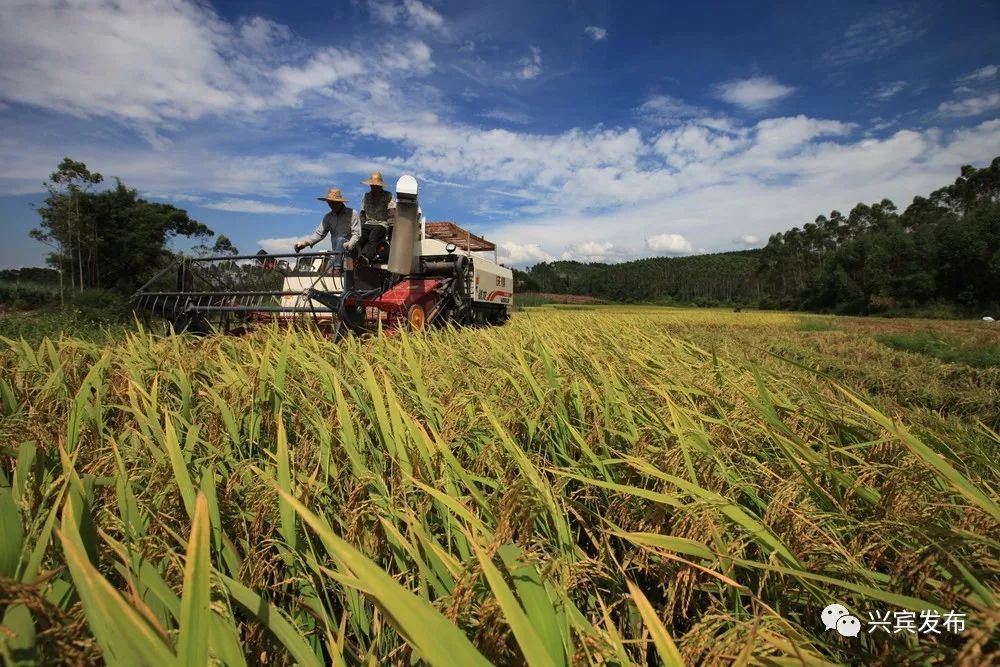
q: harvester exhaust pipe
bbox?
[388,175,419,275]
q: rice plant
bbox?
[0,307,997,665]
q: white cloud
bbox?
[0,0,432,124]
[646,233,693,254]
[497,241,555,265]
[938,93,1000,118]
[874,81,907,101]
[146,192,207,204]
[238,16,293,51]
[367,1,402,24]
[734,234,760,246]
[479,119,1000,265]
[715,76,795,110]
[654,115,850,170]
[203,198,312,214]
[867,116,901,134]
[957,64,997,84]
[750,116,853,155]
[823,7,924,65]
[654,122,749,167]
[256,236,305,254]
[403,0,445,29]
[939,62,1000,118]
[506,47,542,81]
[367,0,444,29]
[560,241,626,262]
[584,26,607,41]
[638,94,709,124]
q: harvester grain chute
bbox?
[131,175,513,338]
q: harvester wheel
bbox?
[407,303,426,332]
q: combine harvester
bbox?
[132,175,513,338]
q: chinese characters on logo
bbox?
[822,603,965,638]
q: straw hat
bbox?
[361,171,385,187]
[317,187,348,202]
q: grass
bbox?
[1,285,134,344]
[0,306,998,665]
[876,331,1000,368]
[0,280,61,311]
[0,310,132,344]
[797,317,838,332]
[514,293,606,309]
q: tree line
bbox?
[515,157,1000,315]
[756,157,999,313]
[513,251,763,306]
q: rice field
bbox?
[1,306,998,665]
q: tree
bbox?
[30,158,103,303]
[194,234,240,257]
[31,159,214,295]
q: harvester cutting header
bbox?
[132,175,514,338]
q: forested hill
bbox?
[513,250,762,305]
[515,157,1000,314]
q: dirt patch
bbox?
[519,292,606,304]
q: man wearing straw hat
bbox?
[357,170,428,261]
[360,170,394,224]
[293,187,361,277]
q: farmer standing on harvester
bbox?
[294,187,361,277]
[360,171,394,224]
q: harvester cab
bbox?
[131,175,514,337]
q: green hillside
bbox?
[515,250,762,305]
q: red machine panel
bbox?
[367,278,442,313]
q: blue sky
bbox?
[2,0,1000,268]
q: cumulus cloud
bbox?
[506,46,542,80]
[734,234,761,246]
[560,241,626,262]
[654,122,749,167]
[479,119,1000,264]
[0,0,432,124]
[203,198,312,214]
[646,233,693,254]
[715,76,795,110]
[584,26,607,41]
[750,116,853,154]
[497,241,555,265]
[256,236,304,254]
